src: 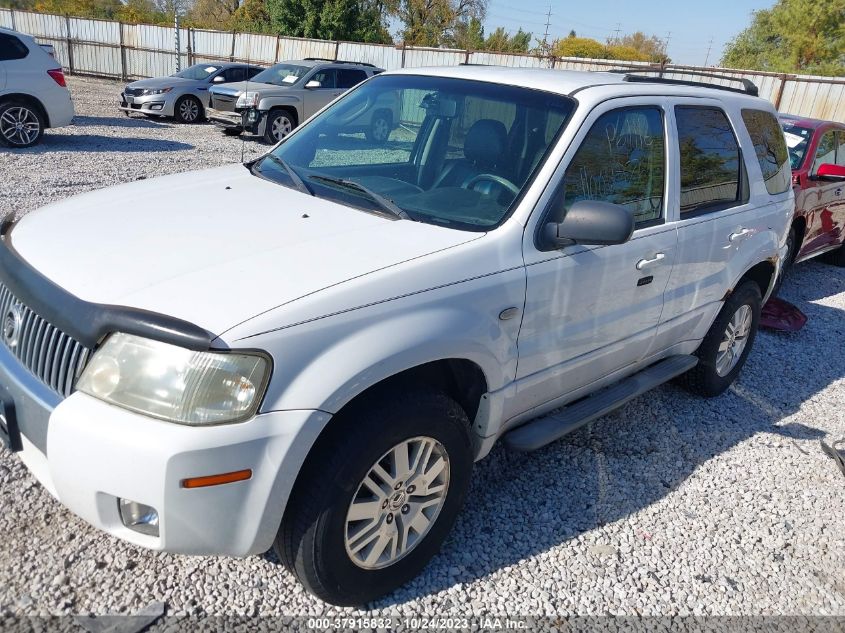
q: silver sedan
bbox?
[119,62,264,123]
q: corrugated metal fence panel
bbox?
[233,32,276,64]
[0,9,13,29]
[73,42,121,76]
[337,42,403,70]
[13,9,65,38]
[191,29,233,60]
[69,17,119,44]
[125,47,177,78]
[780,80,845,122]
[128,23,172,51]
[403,48,465,68]
[277,37,335,61]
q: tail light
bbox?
[47,68,66,87]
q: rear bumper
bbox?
[45,90,75,129]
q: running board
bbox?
[503,355,698,452]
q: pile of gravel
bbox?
[1,76,844,622]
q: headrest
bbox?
[464,119,507,168]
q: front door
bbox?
[515,102,675,416]
[303,68,343,118]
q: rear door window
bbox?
[837,132,845,167]
[675,106,744,214]
[310,69,338,89]
[337,69,368,89]
[811,131,836,174]
[741,109,790,195]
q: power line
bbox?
[704,36,714,67]
[542,5,552,48]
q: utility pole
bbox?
[174,11,181,72]
[541,5,553,67]
[613,22,621,44]
[704,37,714,67]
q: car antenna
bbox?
[240,32,250,164]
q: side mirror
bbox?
[305,80,321,89]
[212,75,226,83]
[542,200,634,249]
[815,163,845,181]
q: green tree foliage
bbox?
[483,26,530,52]
[553,35,606,59]
[607,31,669,63]
[451,16,485,49]
[387,0,487,47]
[266,0,390,42]
[227,0,271,33]
[185,0,240,28]
[722,0,845,76]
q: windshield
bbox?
[250,63,310,87]
[172,64,221,80]
[780,122,813,170]
[253,74,574,230]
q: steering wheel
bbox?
[463,174,520,196]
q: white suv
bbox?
[0,27,74,148]
[0,66,791,605]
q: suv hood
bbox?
[11,164,477,338]
[127,77,199,89]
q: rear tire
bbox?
[276,388,473,606]
[0,100,45,148]
[679,280,761,397]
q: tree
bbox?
[186,0,241,29]
[227,0,272,33]
[722,0,845,76]
[265,0,390,42]
[607,31,669,63]
[387,0,487,47]
[451,16,484,49]
[554,35,606,59]
[483,26,531,53]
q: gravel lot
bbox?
[1,76,844,623]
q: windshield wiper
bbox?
[308,175,411,221]
[262,154,313,196]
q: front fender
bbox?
[258,95,301,113]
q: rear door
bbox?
[302,68,342,117]
[800,129,841,254]
[516,100,676,413]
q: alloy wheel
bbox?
[271,114,293,142]
[344,436,450,570]
[0,106,41,147]
[179,98,199,122]
[372,116,390,142]
[715,303,752,376]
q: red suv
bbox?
[778,115,845,278]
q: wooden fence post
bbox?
[230,30,236,61]
[464,49,470,65]
[64,14,74,75]
[118,22,127,81]
[401,41,406,68]
[333,40,340,60]
[273,34,281,63]
[773,73,790,111]
[186,27,193,67]
[9,8,15,30]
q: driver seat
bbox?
[433,119,508,190]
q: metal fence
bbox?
[3,7,844,123]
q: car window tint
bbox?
[676,106,742,214]
[559,106,665,228]
[812,131,837,174]
[741,109,790,195]
[447,97,516,160]
[311,69,338,89]
[224,67,245,82]
[247,67,263,79]
[337,69,367,89]
[0,33,29,61]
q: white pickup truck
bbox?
[0,66,791,605]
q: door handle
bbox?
[729,228,752,242]
[636,252,666,270]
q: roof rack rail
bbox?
[303,57,376,67]
[607,68,759,97]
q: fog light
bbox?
[150,103,163,110]
[118,498,159,537]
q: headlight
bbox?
[236,91,260,108]
[142,87,173,95]
[77,333,271,426]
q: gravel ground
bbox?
[1,76,845,623]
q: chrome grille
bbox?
[0,282,91,397]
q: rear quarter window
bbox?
[741,109,790,195]
[0,33,29,61]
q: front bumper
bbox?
[207,106,262,136]
[1,347,328,556]
[119,92,176,117]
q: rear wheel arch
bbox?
[0,93,49,127]
[791,216,807,259]
[736,260,776,300]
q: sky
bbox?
[482,0,775,66]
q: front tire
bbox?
[679,280,761,397]
[366,110,392,144]
[277,389,473,606]
[263,108,295,144]
[174,95,203,124]
[0,100,44,148]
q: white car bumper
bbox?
[4,347,327,556]
[46,90,75,129]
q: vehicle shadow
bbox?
[72,115,173,129]
[21,133,193,153]
[364,261,843,607]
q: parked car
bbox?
[777,114,845,276]
[119,62,265,123]
[207,58,387,144]
[0,66,791,606]
[0,26,74,148]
